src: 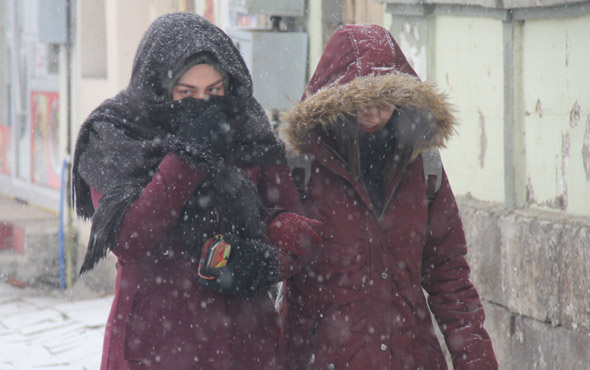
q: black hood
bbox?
[127,12,252,103]
[72,13,285,273]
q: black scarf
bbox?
[73,93,284,274]
[359,123,396,214]
[72,13,285,273]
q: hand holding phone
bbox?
[198,234,232,280]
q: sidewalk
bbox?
[0,193,61,287]
[0,282,112,369]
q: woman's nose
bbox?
[367,106,378,114]
[194,91,207,100]
[360,106,379,117]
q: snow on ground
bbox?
[0,282,112,370]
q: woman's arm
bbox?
[421,169,498,369]
[92,153,209,263]
[259,162,324,280]
[197,161,322,294]
[258,162,305,214]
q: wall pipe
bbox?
[65,0,74,289]
[59,158,67,290]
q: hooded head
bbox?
[306,24,418,98]
[283,24,455,161]
[72,13,285,273]
[127,12,251,103]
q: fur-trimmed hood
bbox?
[282,72,456,159]
[281,24,456,160]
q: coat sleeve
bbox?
[421,169,498,370]
[257,162,321,280]
[95,153,209,262]
[274,194,326,279]
[258,162,305,214]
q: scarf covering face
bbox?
[73,13,284,273]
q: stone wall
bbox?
[458,196,590,368]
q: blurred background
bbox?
[0,0,589,368]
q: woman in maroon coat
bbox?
[72,13,320,370]
[281,25,497,369]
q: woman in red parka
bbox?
[72,13,320,370]
[281,24,498,370]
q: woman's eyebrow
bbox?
[175,83,196,89]
[175,79,224,89]
[207,79,224,88]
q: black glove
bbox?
[172,97,236,155]
[197,233,279,296]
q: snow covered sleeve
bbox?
[111,153,208,262]
[421,169,498,369]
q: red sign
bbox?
[0,124,11,174]
[30,91,61,189]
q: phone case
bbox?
[198,235,232,280]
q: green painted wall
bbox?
[430,16,506,203]
[521,15,590,216]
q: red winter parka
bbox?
[72,13,313,370]
[90,157,302,370]
[281,25,497,370]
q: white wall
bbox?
[430,16,506,204]
[397,10,590,217]
[521,15,590,216]
[74,0,175,133]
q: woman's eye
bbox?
[175,88,193,97]
[208,85,223,95]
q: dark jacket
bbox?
[72,13,303,370]
[281,24,497,370]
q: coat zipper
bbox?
[318,140,377,214]
[378,168,407,221]
[318,139,406,222]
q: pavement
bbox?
[0,193,114,369]
[0,281,112,370]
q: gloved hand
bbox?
[197,233,278,295]
[171,97,234,155]
[266,212,324,256]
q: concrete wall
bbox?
[381,0,590,367]
[459,196,590,368]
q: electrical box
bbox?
[37,0,68,44]
[228,29,307,110]
[229,0,304,17]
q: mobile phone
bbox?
[197,234,232,280]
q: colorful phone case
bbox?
[198,235,232,280]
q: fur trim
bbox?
[281,73,456,159]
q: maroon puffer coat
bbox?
[281,24,497,370]
[72,12,309,370]
[92,154,303,370]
